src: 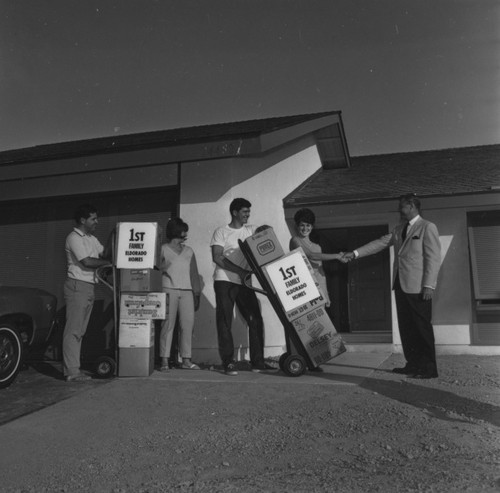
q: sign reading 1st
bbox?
[116,222,159,269]
[129,228,146,242]
[264,251,320,312]
[279,265,298,281]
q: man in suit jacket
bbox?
[344,194,442,378]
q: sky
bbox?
[1,0,499,156]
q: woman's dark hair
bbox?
[166,217,188,240]
[294,208,316,226]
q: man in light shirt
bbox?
[344,194,441,379]
[210,198,273,376]
[62,204,110,382]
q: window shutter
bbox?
[468,224,500,300]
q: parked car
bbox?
[0,286,57,389]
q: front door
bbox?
[318,225,392,339]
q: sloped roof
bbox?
[284,144,500,206]
[0,111,341,165]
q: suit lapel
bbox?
[399,217,422,251]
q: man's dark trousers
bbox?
[394,276,437,375]
[214,281,265,367]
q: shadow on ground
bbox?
[361,376,500,428]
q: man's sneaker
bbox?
[224,363,238,376]
[65,373,92,382]
[251,362,276,373]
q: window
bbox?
[467,210,500,310]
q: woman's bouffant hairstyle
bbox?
[166,217,189,240]
[294,208,316,226]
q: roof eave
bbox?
[284,189,500,208]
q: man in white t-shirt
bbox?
[63,204,110,382]
[210,198,272,375]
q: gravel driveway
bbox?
[0,353,499,492]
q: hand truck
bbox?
[239,230,345,377]
[92,229,119,378]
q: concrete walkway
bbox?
[143,351,391,386]
[0,351,391,426]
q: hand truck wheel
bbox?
[94,356,116,379]
[283,354,307,377]
[278,352,290,372]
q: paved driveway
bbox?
[0,351,390,426]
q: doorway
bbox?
[317,224,392,343]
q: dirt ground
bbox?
[0,353,499,493]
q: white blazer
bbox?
[356,217,441,294]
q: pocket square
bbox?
[411,235,420,240]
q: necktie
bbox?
[402,222,409,241]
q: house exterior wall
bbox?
[178,136,323,364]
[0,130,341,364]
[287,193,500,355]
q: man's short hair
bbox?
[399,193,421,212]
[166,217,189,240]
[73,204,97,225]
[229,198,251,215]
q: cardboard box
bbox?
[244,227,285,267]
[118,346,155,377]
[118,319,155,348]
[291,306,346,366]
[284,296,325,322]
[120,292,167,320]
[120,269,162,292]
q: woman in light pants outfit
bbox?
[159,218,201,370]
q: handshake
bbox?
[338,252,355,263]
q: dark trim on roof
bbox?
[0,111,342,165]
[284,189,500,208]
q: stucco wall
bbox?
[178,137,322,364]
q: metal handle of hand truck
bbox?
[95,264,114,291]
[242,271,268,296]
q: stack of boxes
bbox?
[115,223,166,377]
[244,227,345,367]
[263,247,345,366]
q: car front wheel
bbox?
[0,324,24,389]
